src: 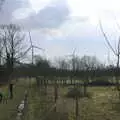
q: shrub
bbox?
[89,79,114,86]
[84,91,93,98]
[65,87,92,99]
[66,88,83,99]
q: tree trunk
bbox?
[84,80,87,96]
[9,83,13,99]
[36,77,40,88]
[116,55,120,99]
[54,80,58,112]
[75,97,79,120]
[71,76,72,85]
[44,77,47,95]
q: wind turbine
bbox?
[65,48,77,71]
[16,31,45,64]
[28,31,45,65]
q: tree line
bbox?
[0,23,118,82]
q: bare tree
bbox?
[55,57,69,70]
[0,24,26,99]
[80,55,101,95]
[99,20,120,98]
[0,24,26,70]
[80,55,101,70]
[66,48,77,85]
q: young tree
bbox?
[99,20,120,98]
[80,55,101,95]
[66,48,77,85]
[66,87,81,120]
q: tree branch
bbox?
[16,47,32,59]
[99,19,117,55]
[118,37,120,54]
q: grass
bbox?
[25,83,70,120]
[55,86,120,120]
[25,85,119,120]
[6,78,120,120]
[0,78,29,120]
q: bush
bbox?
[65,87,92,99]
[66,88,83,98]
[84,91,93,98]
[89,79,114,86]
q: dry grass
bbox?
[23,83,120,120]
[56,86,120,120]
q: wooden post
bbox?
[75,96,78,120]
[9,83,13,99]
[54,77,58,112]
[36,76,40,88]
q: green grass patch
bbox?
[0,79,29,120]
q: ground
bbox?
[0,78,29,120]
[1,78,120,120]
[25,84,120,120]
[56,86,120,120]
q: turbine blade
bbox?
[33,45,45,51]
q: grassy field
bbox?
[56,86,120,120]
[1,77,120,120]
[23,83,120,120]
[0,78,29,120]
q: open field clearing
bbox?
[1,78,120,120]
[56,86,120,120]
[25,83,120,120]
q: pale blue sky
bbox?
[1,0,120,64]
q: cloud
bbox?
[13,0,70,29]
[29,0,52,13]
[0,0,119,63]
[0,0,90,32]
[0,0,30,24]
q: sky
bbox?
[1,0,120,64]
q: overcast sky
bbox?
[1,0,120,64]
